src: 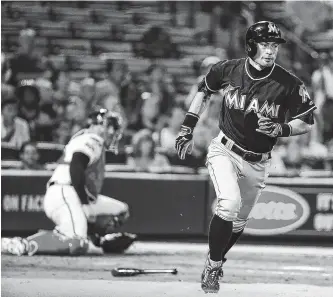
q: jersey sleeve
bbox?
[204,61,227,92]
[66,134,103,166]
[287,82,317,124]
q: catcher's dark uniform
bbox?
[206,58,316,153]
[203,58,316,230]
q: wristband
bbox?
[182,112,199,132]
[280,123,292,137]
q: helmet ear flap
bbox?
[246,39,257,58]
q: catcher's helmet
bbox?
[246,21,286,58]
[87,107,123,153]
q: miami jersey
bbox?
[204,58,316,153]
[49,130,106,198]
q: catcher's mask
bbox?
[246,21,286,58]
[87,108,123,154]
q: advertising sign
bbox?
[244,186,310,235]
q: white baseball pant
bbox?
[43,184,129,238]
[206,131,271,232]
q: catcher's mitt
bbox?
[100,232,137,254]
[93,212,129,236]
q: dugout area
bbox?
[2,242,333,297]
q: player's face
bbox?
[254,42,279,67]
[104,125,115,148]
[104,124,122,153]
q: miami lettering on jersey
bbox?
[222,84,280,118]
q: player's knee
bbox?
[119,202,130,222]
[232,219,248,233]
[69,238,89,255]
[214,197,240,221]
[114,204,130,228]
[94,208,130,236]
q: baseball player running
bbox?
[2,108,136,256]
[175,21,316,293]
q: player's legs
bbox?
[85,195,130,234]
[222,159,271,259]
[202,138,242,293]
[84,195,136,253]
[206,139,242,258]
[88,195,129,218]
[26,230,89,255]
[44,185,88,238]
[2,185,89,256]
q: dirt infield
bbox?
[3,279,333,297]
[2,242,333,297]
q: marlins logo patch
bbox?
[268,22,279,34]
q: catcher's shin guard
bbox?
[89,209,130,240]
[26,230,89,255]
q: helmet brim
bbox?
[255,37,286,44]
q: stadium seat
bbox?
[105,151,127,164]
[86,2,119,10]
[48,55,67,70]
[37,21,71,38]
[69,55,105,72]
[91,41,132,56]
[179,45,216,56]
[122,24,151,36]
[125,58,151,73]
[50,7,92,23]
[307,29,333,50]
[141,12,172,26]
[9,3,49,20]
[1,144,18,161]
[49,39,91,56]
[36,142,64,164]
[69,70,91,82]
[91,9,132,25]
[1,20,27,34]
[72,23,113,40]
[1,160,25,169]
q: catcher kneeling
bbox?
[2,108,137,256]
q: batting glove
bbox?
[175,112,199,159]
[256,113,291,138]
[175,126,194,160]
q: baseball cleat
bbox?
[201,258,223,293]
[1,237,38,256]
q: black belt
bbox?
[221,136,271,162]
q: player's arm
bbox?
[175,61,225,159]
[285,118,312,136]
[70,152,90,205]
[257,83,316,138]
[68,135,102,204]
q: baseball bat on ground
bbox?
[111,267,178,277]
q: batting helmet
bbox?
[246,21,286,58]
[87,107,123,153]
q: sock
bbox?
[222,229,244,259]
[208,214,233,262]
